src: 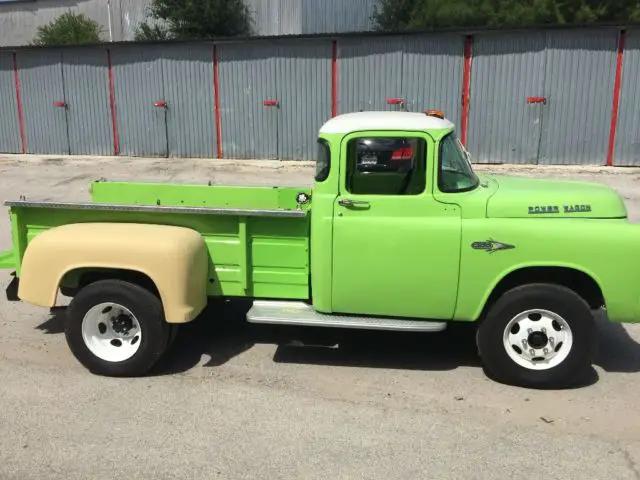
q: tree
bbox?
[138,0,253,41]
[372,0,421,31]
[373,0,640,31]
[134,22,172,41]
[32,12,102,46]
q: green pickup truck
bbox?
[1,110,637,389]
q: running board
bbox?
[247,301,447,332]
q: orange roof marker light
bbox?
[425,109,445,119]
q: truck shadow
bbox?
[37,302,640,381]
[593,311,640,373]
[151,299,482,375]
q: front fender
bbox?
[18,223,208,323]
[462,261,604,321]
[455,218,640,323]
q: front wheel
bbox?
[65,279,171,377]
[477,284,597,389]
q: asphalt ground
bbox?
[1,155,640,479]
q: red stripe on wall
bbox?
[213,45,224,159]
[606,30,626,166]
[332,40,338,117]
[460,36,473,146]
[106,49,120,156]
[12,52,26,154]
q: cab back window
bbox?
[346,137,426,195]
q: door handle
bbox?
[338,198,370,208]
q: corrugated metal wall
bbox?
[162,44,217,158]
[16,50,69,155]
[62,48,113,156]
[539,29,618,165]
[468,32,547,164]
[338,37,404,113]
[615,30,640,166]
[402,34,465,130]
[1,28,639,164]
[247,0,302,37]
[0,52,20,153]
[301,0,377,34]
[276,40,332,160]
[112,45,167,157]
[217,41,279,159]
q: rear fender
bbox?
[17,223,208,323]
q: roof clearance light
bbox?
[425,109,445,119]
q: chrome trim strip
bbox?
[5,200,307,218]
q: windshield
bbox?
[438,133,479,193]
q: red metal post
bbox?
[460,35,473,146]
[12,52,26,154]
[331,40,338,117]
[607,30,626,166]
[106,49,120,156]
[213,44,224,159]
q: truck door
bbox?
[331,131,461,319]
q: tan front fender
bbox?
[18,223,209,323]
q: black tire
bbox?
[477,283,597,389]
[65,279,171,377]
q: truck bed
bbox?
[2,180,311,300]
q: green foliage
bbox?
[373,0,640,30]
[134,22,172,41]
[32,12,102,46]
[140,0,253,41]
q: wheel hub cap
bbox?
[527,331,548,349]
[503,309,573,371]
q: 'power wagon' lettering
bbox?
[528,204,592,214]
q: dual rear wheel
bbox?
[65,279,175,377]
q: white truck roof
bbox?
[319,111,455,135]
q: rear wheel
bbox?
[65,279,171,377]
[477,283,596,389]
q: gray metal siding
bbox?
[276,40,332,160]
[539,29,618,165]
[402,34,465,129]
[218,42,279,159]
[301,0,377,34]
[247,0,302,36]
[467,32,546,164]
[62,48,113,156]
[338,37,404,113]
[112,45,167,157]
[0,52,20,153]
[162,44,216,158]
[615,30,640,166]
[17,50,69,155]
[0,0,378,46]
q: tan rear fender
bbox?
[18,223,209,324]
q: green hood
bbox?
[485,175,627,219]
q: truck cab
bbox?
[309,110,473,320]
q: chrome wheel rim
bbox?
[503,309,573,371]
[81,302,142,362]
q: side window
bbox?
[346,137,426,195]
[315,139,331,182]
